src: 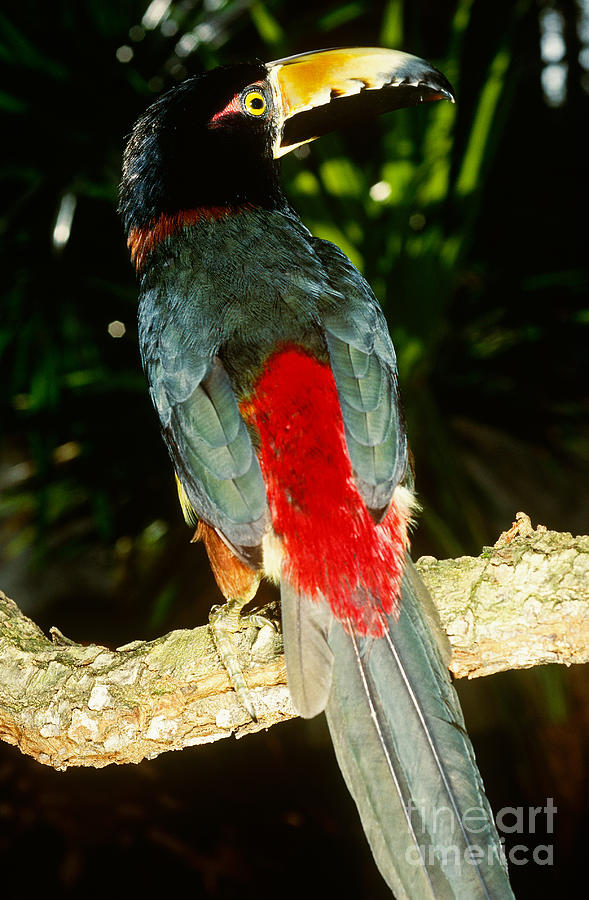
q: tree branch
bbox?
[1,515,587,770]
[421,513,589,678]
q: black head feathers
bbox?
[119,62,283,234]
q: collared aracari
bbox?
[120,47,514,899]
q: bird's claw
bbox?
[208,598,276,722]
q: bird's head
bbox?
[120,48,454,259]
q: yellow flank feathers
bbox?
[175,473,199,526]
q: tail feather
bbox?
[280,577,334,718]
[321,558,513,898]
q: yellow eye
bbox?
[243,90,267,117]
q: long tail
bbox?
[281,558,514,899]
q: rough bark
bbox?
[1,515,587,770]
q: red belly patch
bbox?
[247,345,408,637]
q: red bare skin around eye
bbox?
[210,94,242,126]
[209,80,267,127]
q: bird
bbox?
[119,47,514,899]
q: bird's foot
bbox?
[209,597,277,722]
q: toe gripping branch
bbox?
[208,595,276,721]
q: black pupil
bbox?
[250,96,264,109]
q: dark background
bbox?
[1,0,588,896]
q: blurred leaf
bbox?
[0,89,27,112]
[318,3,364,32]
[0,11,67,77]
[380,0,403,47]
[455,47,510,199]
[249,1,284,48]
